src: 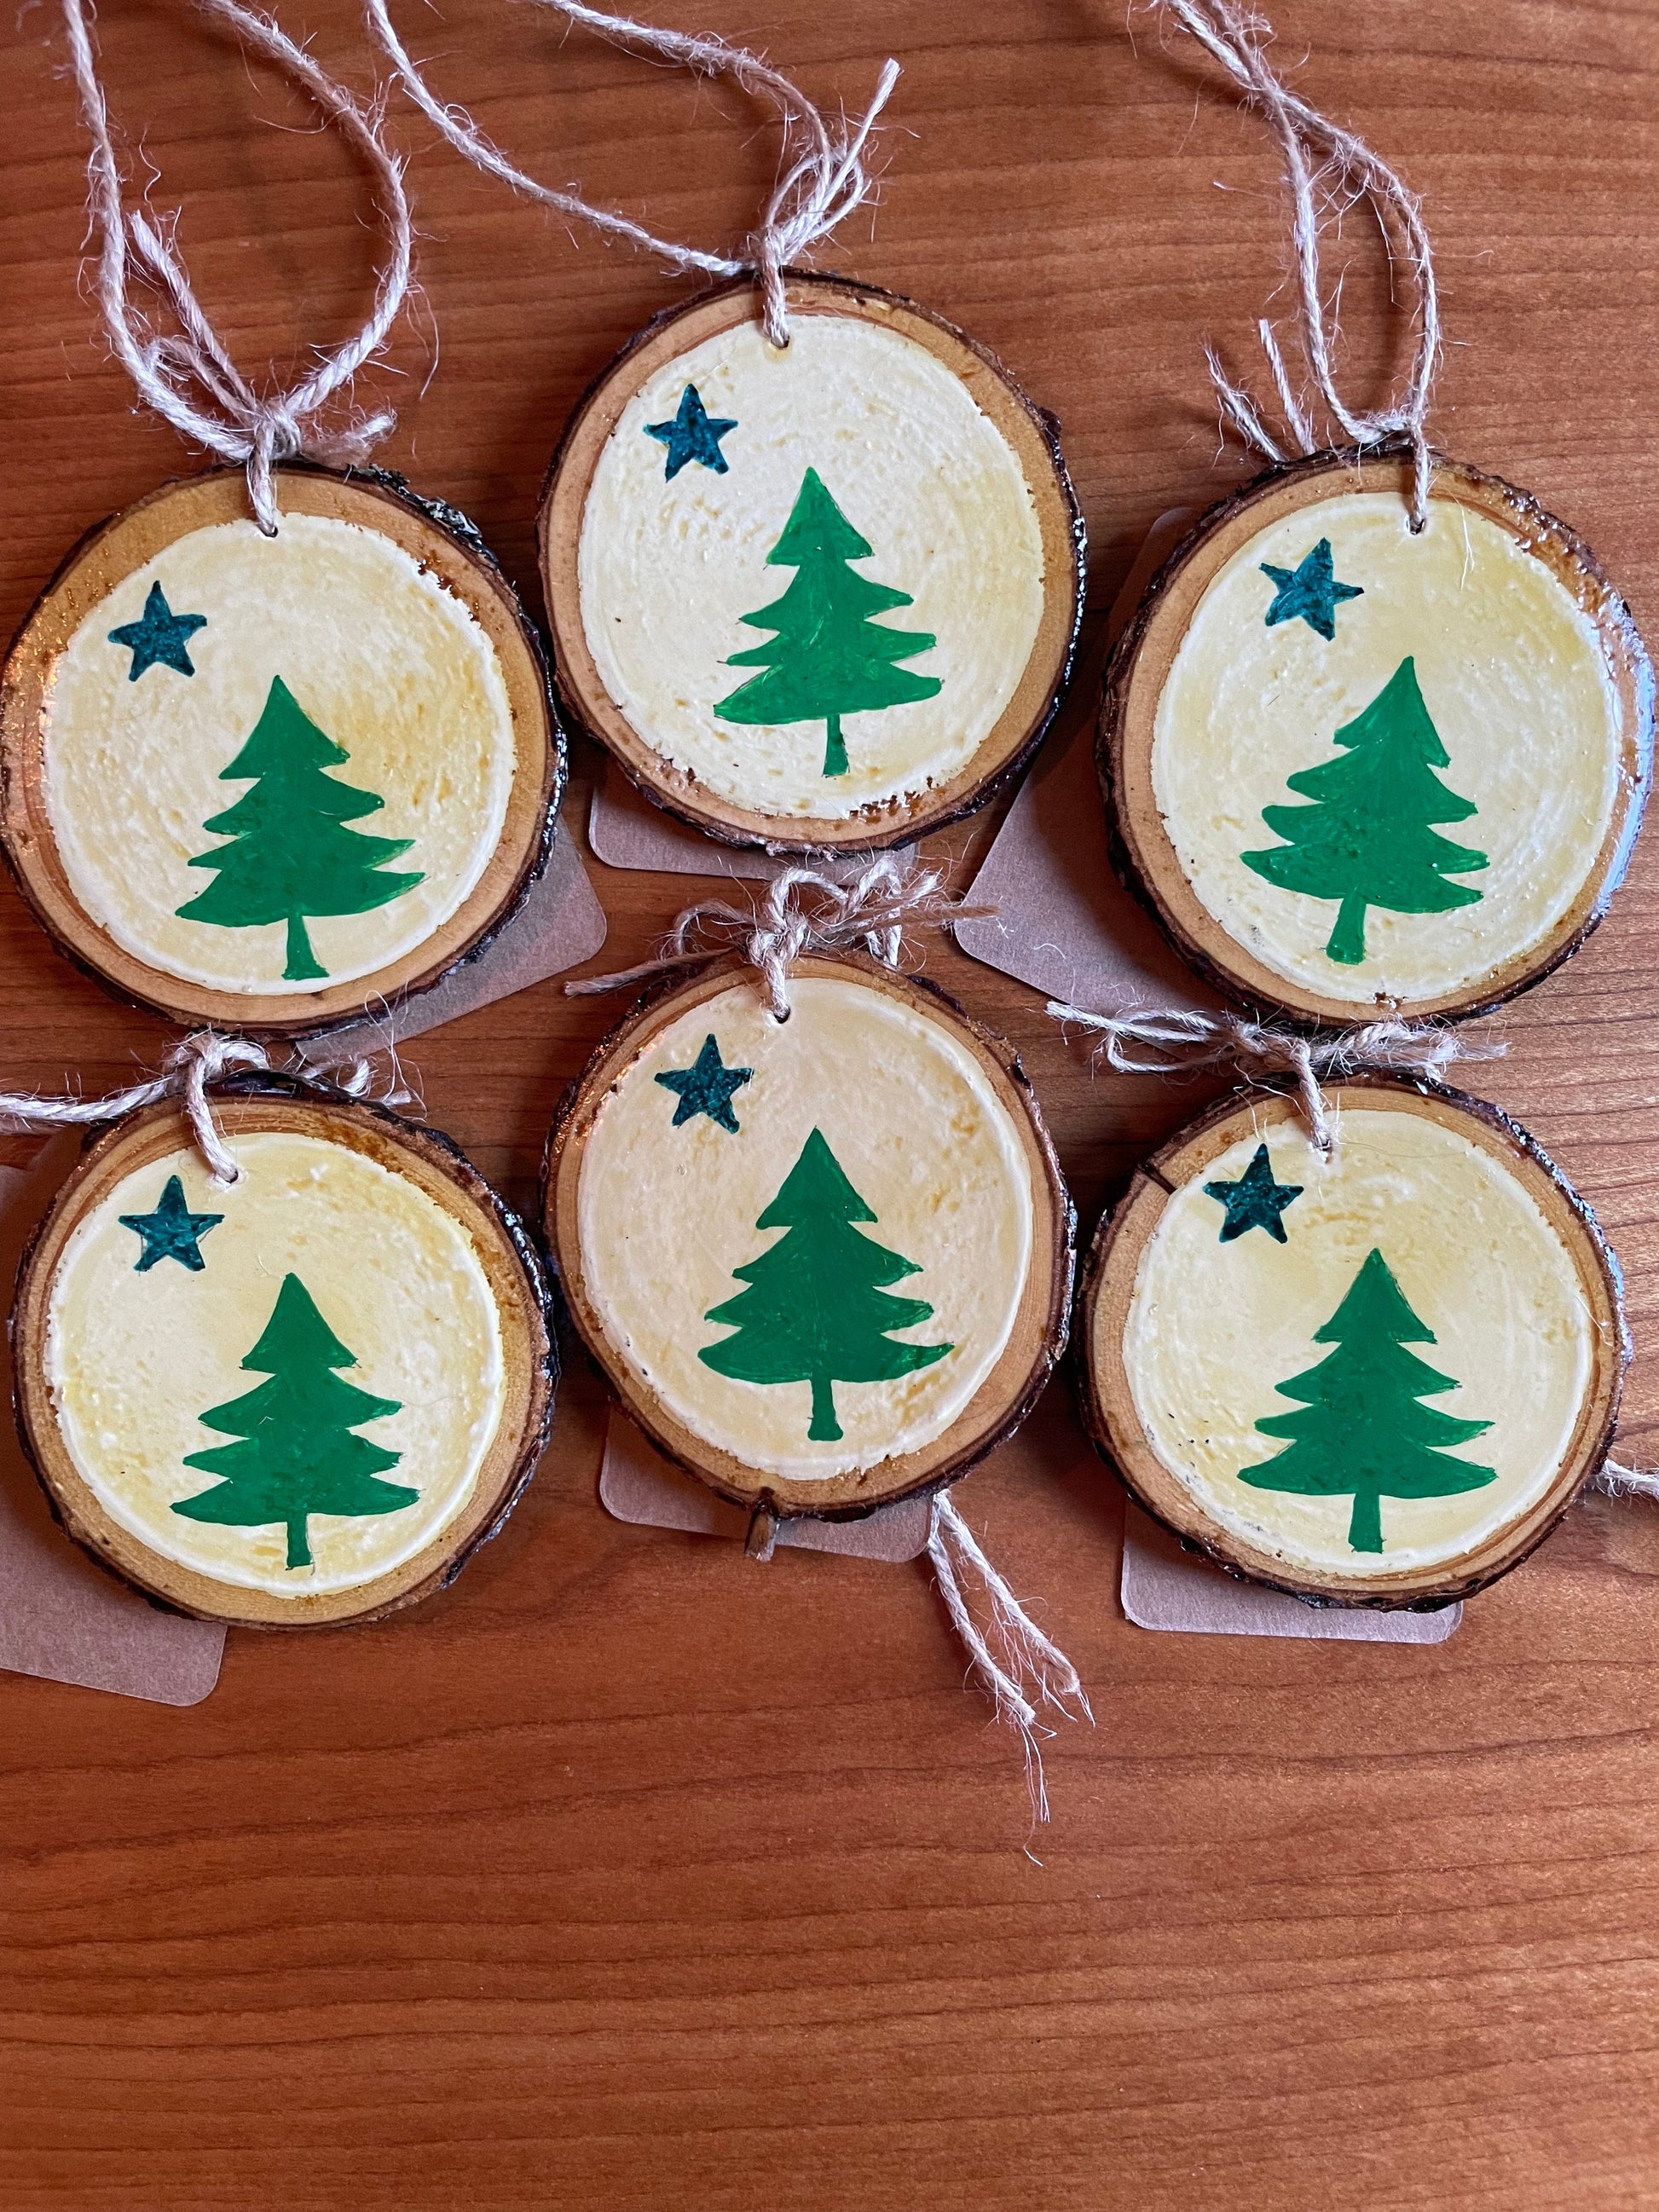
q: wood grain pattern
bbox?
[3,2,1659,2204]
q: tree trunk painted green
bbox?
[1326,894,1369,966]
[809,1374,841,1441]
[285,913,326,982]
[1347,1487,1384,1553]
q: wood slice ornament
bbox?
[546,953,1072,1522]
[1102,1,1652,1028]
[13,1080,554,1629]
[367,8,1083,851]
[2,463,563,1037]
[542,273,1083,851]
[1078,1078,1626,1608]
[16,0,564,1037]
[1103,447,1652,1025]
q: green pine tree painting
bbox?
[177,675,424,980]
[172,1273,417,1570]
[699,1128,952,1442]
[714,467,942,777]
[1241,656,1487,965]
[1240,1247,1495,1553]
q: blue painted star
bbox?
[1204,1144,1304,1244]
[118,1175,225,1273]
[1260,537,1363,641]
[645,384,737,481]
[656,1033,753,1133]
[108,581,208,679]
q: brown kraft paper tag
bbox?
[599,1410,933,1562]
[588,763,916,885]
[303,819,607,1069]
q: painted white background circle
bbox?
[46,1132,506,1596]
[578,314,1048,820]
[577,976,1036,1478]
[45,513,517,994]
[1121,1106,1595,1576]
[1152,490,1624,1003]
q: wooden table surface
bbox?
[6,2,1659,2204]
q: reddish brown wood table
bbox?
[3,3,1659,2204]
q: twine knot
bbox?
[0,1030,414,1190]
[162,1031,273,1185]
[66,0,413,535]
[566,857,996,1017]
[1046,1002,1499,1157]
[745,54,901,348]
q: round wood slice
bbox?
[540,271,1084,852]
[2,463,564,1037]
[1101,446,1653,1026]
[1078,1076,1626,1607]
[546,952,1074,1518]
[13,1079,555,1628]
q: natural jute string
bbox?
[0,1032,411,1189]
[928,1494,1092,1831]
[566,856,995,1020]
[64,0,415,534]
[366,0,897,349]
[570,858,1090,1814]
[1046,1001,1502,1159]
[1593,1462,1659,1503]
[1151,0,1441,528]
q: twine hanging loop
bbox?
[1153,0,1442,527]
[0,1031,413,1190]
[366,0,898,348]
[566,857,996,1019]
[63,0,415,534]
[0,1031,269,1187]
[1047,1002,1501,1158]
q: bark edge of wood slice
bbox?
[1077,1073,1627,1608]
[1101,444,1654,1028]
[0,462,564,1039]
[12,1077,557,1629]
[540,270,1084,852]
[544,950,1076,1517]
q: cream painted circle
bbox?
[577,315,1047,820]
[1121,1106,1596,1578]
[43,1131,506,1597]
[576,975,1036,1478]
[1151,489,1624,1005]
[44,513,517,995]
